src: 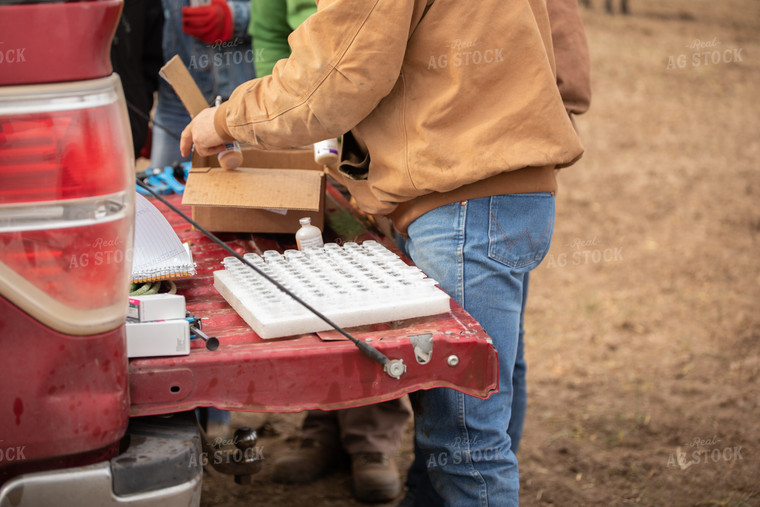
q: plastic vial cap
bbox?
[299,217,311,226]
[218,142,243,170]
[313,139,339,165]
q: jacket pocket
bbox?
[337,131,369,181]
[326,132,393,215]
[487,193,555,271]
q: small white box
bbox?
[126,320,190,358]
[128,294,186,322]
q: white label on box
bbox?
[127,302,140,320]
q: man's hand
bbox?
[180,107,227,158]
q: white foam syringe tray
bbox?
[213,240,451,339]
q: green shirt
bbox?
[250,0,317,77]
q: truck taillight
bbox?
[0,109,129,204]
[0,75,134,335]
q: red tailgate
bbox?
[129,186,498,416]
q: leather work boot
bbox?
[351,452,402,502]
[272,439,342,483]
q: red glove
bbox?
[181,0,233,44]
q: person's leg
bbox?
[338,400,411,502]
[272,410,343,483]
[397,221,533,503]
[338,399,410,455]
[398,396,445,507]
[507,272,529,454]
[394,234,445,507]
[398,225,533,497]
[404,193,554,506]
[204,407,232,442]
[301,409,342,447]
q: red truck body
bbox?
[0,0,134,489]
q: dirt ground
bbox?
[198,0,760,505]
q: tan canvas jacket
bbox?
[215,0,587,232]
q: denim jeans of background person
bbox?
[151,0,255,438]
[178,0,587,503]
[150,0,255,169]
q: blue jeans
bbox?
[402,273,530,506]
[508,271,529,454]
[400,193,554,506]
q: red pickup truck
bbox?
[0,1,497,505]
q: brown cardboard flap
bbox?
[159,55,209,117]
[160,54,327,233]
[182,167,323,211]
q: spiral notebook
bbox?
[131,193,196,284]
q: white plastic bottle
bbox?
[214,96,243,170]
[295,217,324,250]
[313,138,339,166]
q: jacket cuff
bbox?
[213,103,236,142]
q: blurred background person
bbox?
[152,0,256,439]
[110,0,164,160]
[249,1,410,502]
[151,0,255,170]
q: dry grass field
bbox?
[200,1,760,504]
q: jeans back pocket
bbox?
[487,193,555,271]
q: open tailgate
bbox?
[129,186,498,416]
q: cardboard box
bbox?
[184,146,325,234]
[128,294,186,322]
[160,55,326,234]
[125,319,190,358]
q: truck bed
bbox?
[129,185,498,416]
